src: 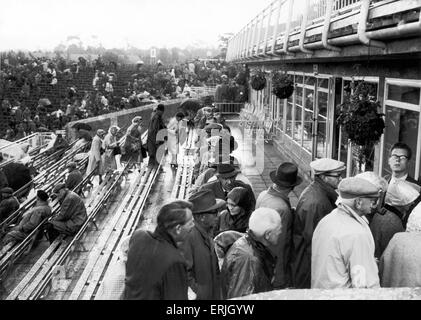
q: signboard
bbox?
[150,48,156,58]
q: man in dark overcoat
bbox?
[46,183,87,241]
[290,158,345,288]
[147,104,166,167]
[181,190,225,300]
[124,200,194,300]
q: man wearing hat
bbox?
[45,183,87,242]
[87,129,106,184]
[199,164,254,205]
[147,103,166,167]
[290,158,346,288]
[65,162,83,191]
[0,187,20,223]
[311,176,381,289]
[180,190,225,300]
[215,75,229,103]
[256,162,303,289]
[3,190,51,246]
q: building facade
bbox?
[226,0,421,182]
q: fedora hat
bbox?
[188,189,226,214]
[215,163,240,179]
[270,162,302,188]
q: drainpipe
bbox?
[358,0,387,49]
[281,0,294,54]
[298,0,314,54]
[322,0,341,52]
[366,10,421,39]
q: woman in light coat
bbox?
[87,129,106,184]
[102,126,120,173]
[167,112,184,167]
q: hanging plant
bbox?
[336,81,385,170]
[272,72,294,99]
[250,70,266,91]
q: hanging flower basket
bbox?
[272,72,294,99]
[250,71,266,91]
[336,81,385,170]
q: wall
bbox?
[65,99,184,141]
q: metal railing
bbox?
[226,0,419,61]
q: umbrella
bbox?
[72,123,92,131]
[179,98,203,114]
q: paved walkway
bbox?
[229,120,308,208]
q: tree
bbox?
[218,33,233,59]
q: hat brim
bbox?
[215,169,240,179]
[270,170,303,187]
[193,199,226,214]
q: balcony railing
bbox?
[226,0,421,61]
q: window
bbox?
[286,93,293,137]
[316,79,329,158]
[382,79,421,181]
[293,86,303,143]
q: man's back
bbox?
[124,228,188,300]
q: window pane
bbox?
[286,102,293,137]
[317,91,329,158]
[296,86,303,106]
[318,78,328,89]
[305,76,316,86]
[294,105,303,144]
[382,105,419,179]
[305,89,314,112]
[387,84,420,105]
[295,75,303,84]
[278,100,284,132]
[303,110,313,152]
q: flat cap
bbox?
[310,158,346,175]
[52,183,67,194]
[96,129,106,136]
[338,177,381,199]
[37,189,49,201]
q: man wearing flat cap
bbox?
[256,162,302,289]
[65,161,83,191]
[87,129,106,184]
[311,176,381,289]
[291,158,345,288]
[45,183,87,242]
[180,189,225,300]
[3,190,52,246]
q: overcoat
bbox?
[180,223,221,300]
[86,135,103,175]
[50,190,87,235]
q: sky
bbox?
[0,0,274,51]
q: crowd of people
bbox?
[1,51,249,141]
[121,139,421,299]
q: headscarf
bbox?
[108,125,120,135]
[227,186,254,214]
[406,202,421,232]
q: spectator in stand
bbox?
[214,75,230,102]
[181,190,224,300]
[216,186,255,235]
[311,177,381,289]
[379,202,421,287]
[121,116,144,168]
[290,158,346,289]
[124,200,194,300]
[2,190,51,246]
[87,129,106,184]
[46,183,87,242]
[147,104,166,167]
[221,207,282,299]
[256,162,302,289]
[0,187,20,223]
[65,162,83,191]
[102,125,120,173]
[167,112,184,168]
